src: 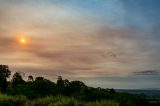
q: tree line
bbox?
[0,65,150,106]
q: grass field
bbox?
[0,94,119,106]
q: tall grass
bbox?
[25,97,119,106]
[0,93,27,106]
[0,94,119,106]
[86,100,119,106]
[25,95,83,106]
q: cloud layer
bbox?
[0,0,160,88]
[133,70,160,76]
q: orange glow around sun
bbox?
[16,34,30,46]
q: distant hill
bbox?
[116,89,160,98]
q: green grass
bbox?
[24,96,82,106]
[86,100,119,106]
[0,94,119,106]
[0,93,27,106]
[25,96,119,106]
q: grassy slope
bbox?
[0,94,119,106]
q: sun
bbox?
[20,38,26,44]
[17,35,30,45]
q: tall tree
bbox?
[12,72,25,86]
[32,77,56,96]
[57,76,64,87]
[0,65,11,92]
[28,75,34,82]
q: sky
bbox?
[0,0,160,89]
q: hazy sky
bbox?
[0,0,160,89]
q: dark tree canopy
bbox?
[12,72,25,85]
[0,65,11,78]
[0,65,11,92]
[28,75,34,82]
[57,76,64,87]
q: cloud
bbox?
[0,37,17,52]
[133,70,160,76]
[0,0,160,79]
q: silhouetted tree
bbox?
[32,77,56,96]
[0,65,11,77]
[70,81,86,88]
[109,88,116,94]
[0,65,11,92]
[27,75,34,82]
[57,76,64,87]
[64,79,70,87]
[35,77,44,81]
[12,72,25,87]
[68,81,86,95]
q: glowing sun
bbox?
[20,38,26,44]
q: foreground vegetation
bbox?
[0,94,121,106]
[148,98,160,106]
[1,93,160,106]
[0,65,159,106]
